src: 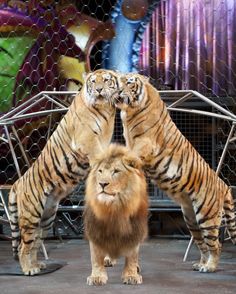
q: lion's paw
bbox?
[122,274,143,285]
[87,275,108,286]
[104,256,117,267]
[137,264,141,273]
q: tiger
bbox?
[84,143,148,285]
[114,72,236,273]
[8,69,119,275]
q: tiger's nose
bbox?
[96,87,103,93]
[99,182,109,189]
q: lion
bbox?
[84,143,148,285]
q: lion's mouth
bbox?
[97,192,116,204]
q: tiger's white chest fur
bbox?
[164,158,179,178]
[120,111,132,149]
[150,155,180,181]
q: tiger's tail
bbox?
[8,187,20,259]
[223,188,236,244]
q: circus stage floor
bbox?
[0,238,236,294]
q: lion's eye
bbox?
[113,169,121,175]
[98,169,102,174]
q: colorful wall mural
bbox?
[0,0,114,113]
[0,37,35,111]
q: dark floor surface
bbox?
[0,238,236,294]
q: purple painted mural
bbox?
[139,0,236,97]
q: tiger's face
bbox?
[115,73,148,110]
[84,69,119,106]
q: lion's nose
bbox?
[99,182,109,189]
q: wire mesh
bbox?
[0,0,236,238]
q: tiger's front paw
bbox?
[23,266,41,276]
[33,261,47,270]
[198,264,217,273]
[87,275,108,286]
[192,262,204,271]
[122,274,143,285]
[193,256,217,273]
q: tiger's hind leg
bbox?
[223,189,236,244]
[19,227,42,275]
[8,189,20,259]
[36,204,59,270]
[198,215,222,273]
[181,204,209,271]
[31,229,46,270]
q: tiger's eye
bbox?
[103,73,111,80]
[90,75,96,83]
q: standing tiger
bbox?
[114,73,236,273]
[8,69,119,275]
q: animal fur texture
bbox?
[8,69,119,275]
[84,144,148,285]
[114,73,236,273]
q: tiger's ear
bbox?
[123,155,143,170]
[138,74,149,83]
[108,69,120,75]
[82,72,88,82]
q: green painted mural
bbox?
[0,37,35,112]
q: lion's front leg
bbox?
[122,245,142,285]
[87,241,108,286]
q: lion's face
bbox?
[86,144,145,207]
[84,69,119,106]
[94,158,131,205]
[115,73,148,110]
[93,156,141,205]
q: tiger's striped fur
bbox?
[115,73,236,273]
[8,69,119,275]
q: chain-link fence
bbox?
[0,0,236,238]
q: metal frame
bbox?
[0,91,77,258]
[0,89,235,259]
[159,90,236,261]
[183,124,236,262]
[0,186,11,240]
